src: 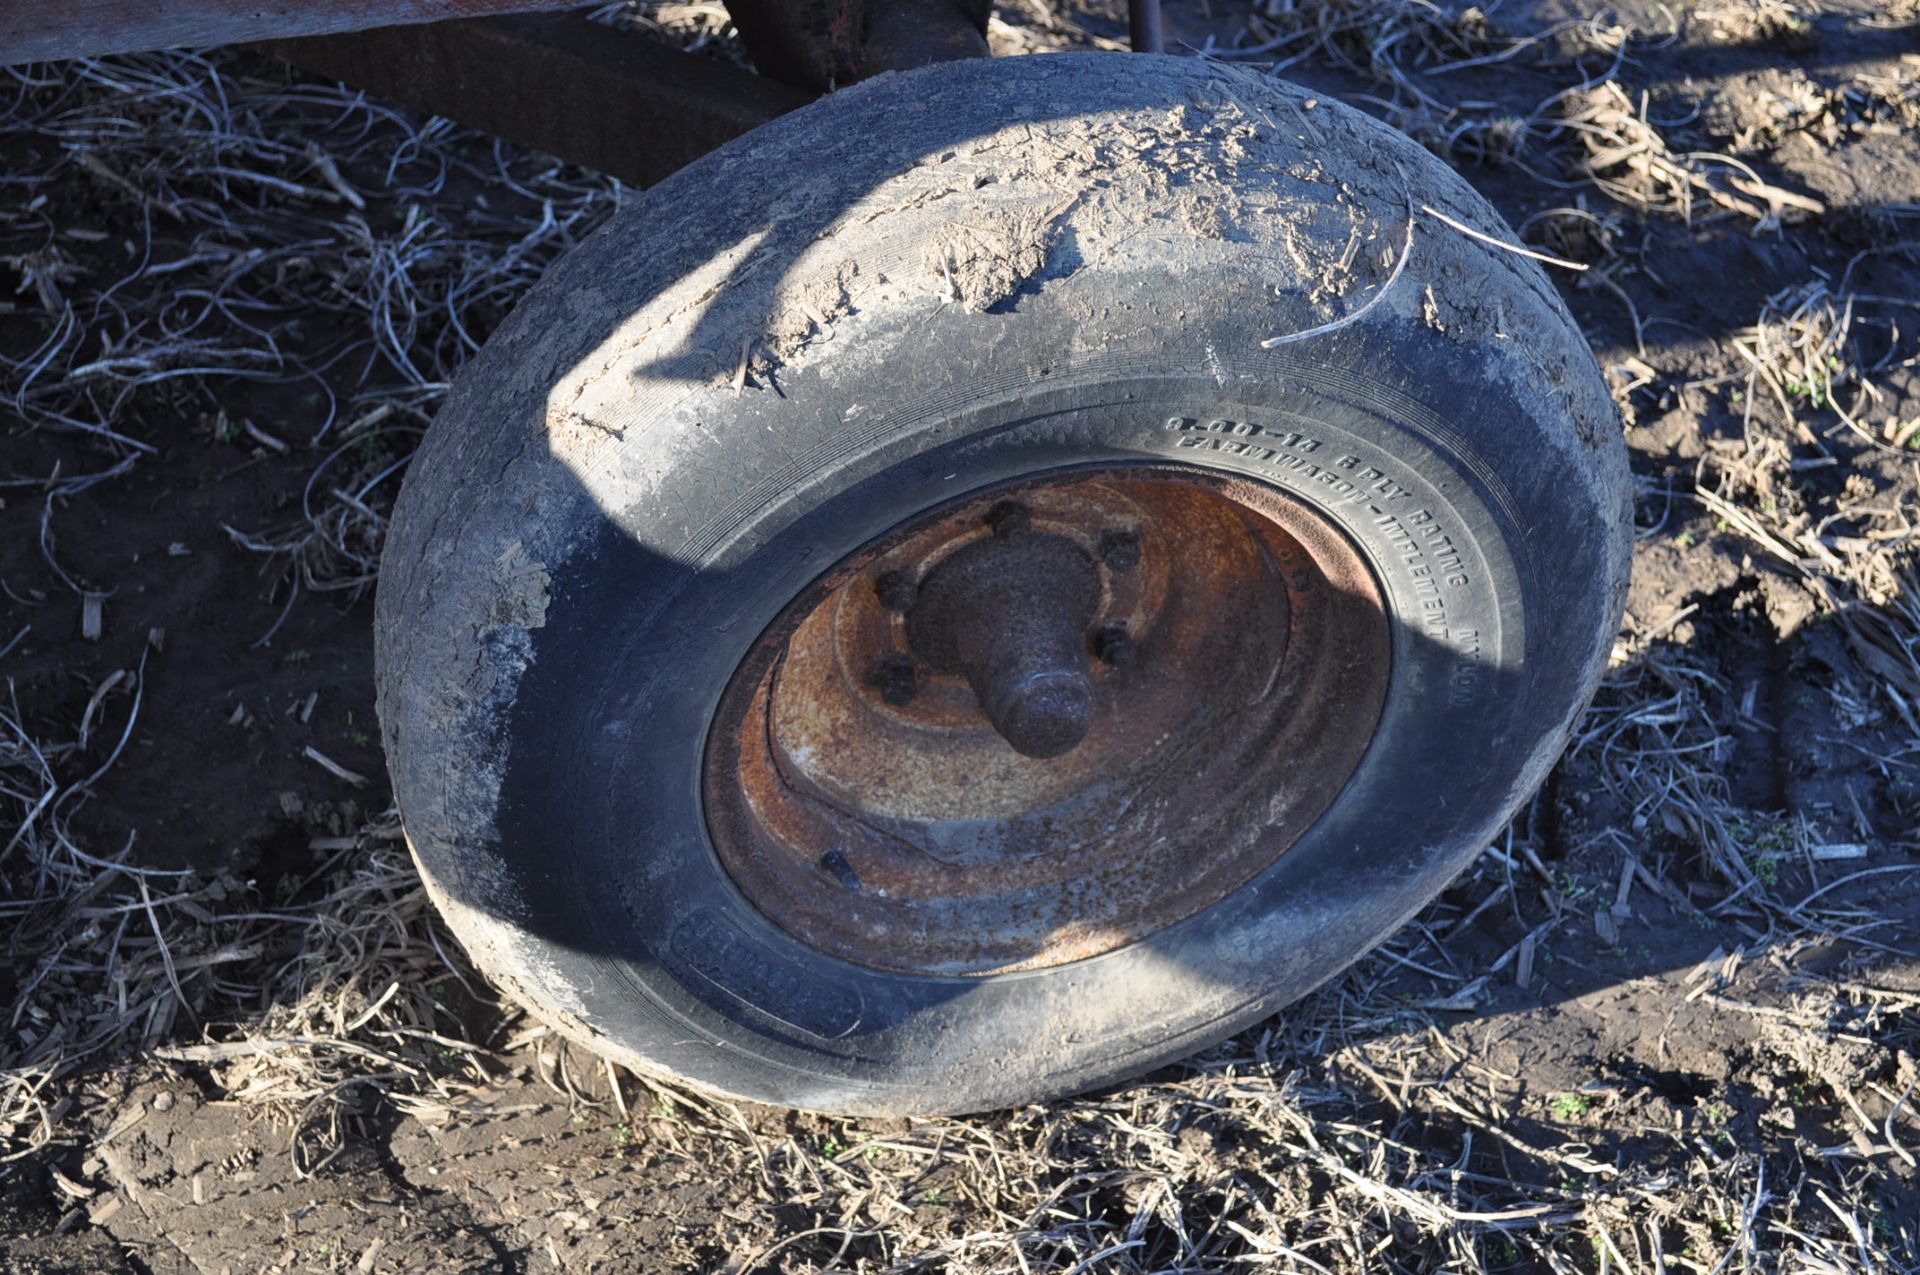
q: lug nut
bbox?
[874,568,918,612]
[1093,621,1135,667]
[986,500,1032,539]
[868,654,918,706]
[1099,528,1141,573]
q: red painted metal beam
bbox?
[0,0,585,65]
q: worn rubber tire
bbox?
[375,52,1630,1115]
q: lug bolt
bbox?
[1099,528,1141,573]
[874,568,918,612]
[868,654,918,706]
[986,500,1032,539]
[1093,621,1135,667]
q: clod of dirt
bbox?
[1755,998,1897,1096]
[1755,571,1820,640]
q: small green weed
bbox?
[1551,1092,1592,1120]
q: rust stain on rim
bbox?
[702,466,1390,976]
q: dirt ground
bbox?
[3,1,1919,1271]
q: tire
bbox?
[375,52,1630,1115]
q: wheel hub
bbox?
[902,505,1103,759]
[701,466,1390,975]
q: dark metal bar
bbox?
[864,0,991,76]
[258,13,814,187]
[1128,0,1164,54]
[0,0,583,67]
[722,0,988,93]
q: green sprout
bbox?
[1551,1092,1592,1121]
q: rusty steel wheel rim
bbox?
[702,465,1391,976]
